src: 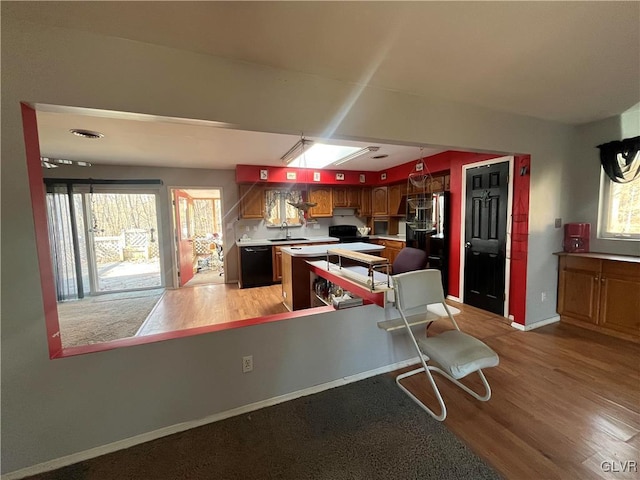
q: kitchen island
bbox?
[280,242,384,311]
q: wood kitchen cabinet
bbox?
[334,187,360,208]
[372,187,388,216]
[308,186,333,218]
[371,238,405,266]
[557,253,640,342]
[429,175,445,193]
[388,183,406,216]
[332,187,347,207]
[346,187,361,208]
[239,184,265,219]
[273,240,338,282]
[359,187,372,217]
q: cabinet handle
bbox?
[601,277,606,283]
[594,276,599,282]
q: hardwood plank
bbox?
[136,284,287,336]
[390,305,640,480]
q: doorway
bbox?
[461,158,513,316]
[171,188,225,287]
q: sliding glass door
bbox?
[45,182,163,298]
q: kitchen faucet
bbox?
[281,221,291,240]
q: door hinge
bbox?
[172,200,176,206]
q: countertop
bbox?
[370,235,407,242]
[281,242,384,257]
[554,251,640,263]
[236,236,339,247]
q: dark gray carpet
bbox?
[25,375,500,480]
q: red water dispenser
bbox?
[563,223,590,253]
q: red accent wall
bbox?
[236,165,373,186]
[21,103,63,358]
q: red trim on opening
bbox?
[21,103,63,358]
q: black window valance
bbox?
[598,136,640,184]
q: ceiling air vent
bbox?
[69,129,104,139]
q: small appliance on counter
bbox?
[563,223,590,253]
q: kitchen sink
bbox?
[268,238,308,242]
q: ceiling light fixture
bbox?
[69,129,104,139]
[332,146,380,166]
[40,157,92,168]
[281,138,313,165]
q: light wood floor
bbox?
[136,283,287,336]
[395,302,640,480]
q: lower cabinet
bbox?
[371,239,405,267]
[273,242,338,282]
[557,253,640,342]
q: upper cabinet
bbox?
[239,184,265,219]
[308,186,333,218]
[359,187,372,217]
[372,186,388,216]
[333,186,361,209]
[332,187,347,207]
[388,183,407,216]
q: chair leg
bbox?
[396,358,448,421]
[395,359,493,422]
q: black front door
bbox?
[464,161,509,315]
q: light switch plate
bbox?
[554,218,562,228]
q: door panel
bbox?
[464,162,509,315]
[174,190,194,286]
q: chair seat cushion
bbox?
[417,330,499,380]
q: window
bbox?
[599,174,640,239]
[264,189,304,226]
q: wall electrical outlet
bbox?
[242,355,253,373]
[555,218,562,228]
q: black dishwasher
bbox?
[240,246,273,288]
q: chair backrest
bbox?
[392,269,445,311]
[392,247,428,275]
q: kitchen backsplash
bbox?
[234,209,367,242]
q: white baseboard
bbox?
[2,357,420,480]
[511,315,560,331]
[446,295,462,303]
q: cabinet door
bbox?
[430,175,444,193]
[273,246,283,282]
[557,257,600,324]
[346,187,361,208]
[308,187,333,217]
[239,184,265,219]
[598,261,640,336]
[372,187,388,216]
[359,187,372,216]
[388,184,405,216]
[332,187,347,207]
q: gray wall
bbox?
[1,16,634,473]
[563,109,639,257]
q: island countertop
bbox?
[280,242,384,257]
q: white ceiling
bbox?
[10,1,638,171]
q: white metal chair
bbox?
[392,269,499,421]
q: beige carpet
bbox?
[57,289,165,348]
